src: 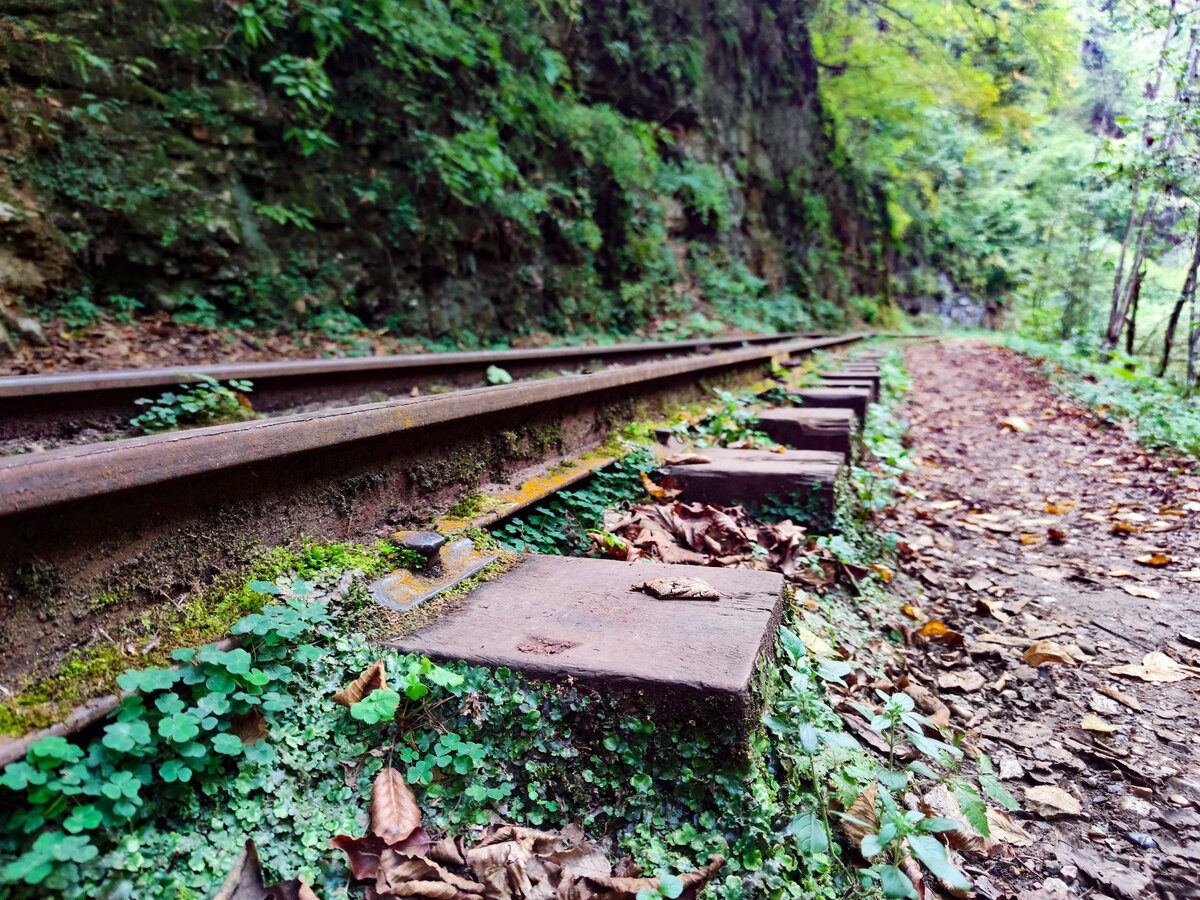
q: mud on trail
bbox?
[880,341,1200,899]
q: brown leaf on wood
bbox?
[333,659,389,708]
[1134,553,1171,566]
[936,669,986,693]
[919,784,991,855]
[231,708,268,746]
[664,453,712,465]
[902,680,951,728]
[372,767,423,845]
[213,839,265,900]
[986,808,1034,847]
[633,576,720,600]
[376,850,484,898]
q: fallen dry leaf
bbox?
[1106,568,1133,578]
[974,598,1010,622]
[372,767,423,846]
[1095,682,1143,711]
[331,768,432,880]
[919,619,965,647]
[1000,416,1032,432]
[919,783,990,855]
[793,624,834,657]
[902,679,951,728]
[213,839,320,900]
[869,563,894,583]
[1023,640,1077,667]
[230,708,268,746]
[1134,553,1171,566]
[633,576,720,600]
[663,453,711,466]
[333,659,389,708]
[936,669,986,693]
[1023,785,1082,818]
[1122,583,1161,600]
[639,471,682,501]
[986,808,1034,847]
[1080,713,1118,733]
[1027,565,1063,581]
[1109,651,1200,683]
[840,783,878,854]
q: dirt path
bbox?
[885,341,1200,900]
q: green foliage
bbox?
[130,375,258,434]
[496,448,657,555]
[669,389,773,449]
[485,365,513,386]
[1005,335,1200,458]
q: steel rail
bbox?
[0,332,819,441]
[0,333,863,517]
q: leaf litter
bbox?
[867,343,1200,900]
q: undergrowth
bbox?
[1002,335,1200,459]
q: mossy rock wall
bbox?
[0,0,889,343]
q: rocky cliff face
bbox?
[0,0,887,346]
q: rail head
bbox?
[0,332,815,399]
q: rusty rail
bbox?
[0,332,820,442]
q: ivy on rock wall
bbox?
[0,0,890,343]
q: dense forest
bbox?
[0,0,1197,381]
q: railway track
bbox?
[0,331,869,688]
[0,332,819,444]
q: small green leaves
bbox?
[115,672,181,696]
[158,712,201,744]
[424,664,465,689]
[100,771,141,801]
[102,720,152,754]
[2,832,98,885]
[656,872,684,899]
[952,781,989,837]
[0,761,47,791]
[248,580,281,595]
[160,759,193,783]
[28,736,84,768]
[212,733,245,755]
[350,689,401,724]
[786,810,829,855]
[630,773,653,792]
[485,365,513,385]
[62,805,102,834]
[877,864,917,899]
[907,834,970,892]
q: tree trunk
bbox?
[1158,209,1200,376]
[1125,266,1144,358]
[1189,286,1200,390]
[1105,201,1157,350]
